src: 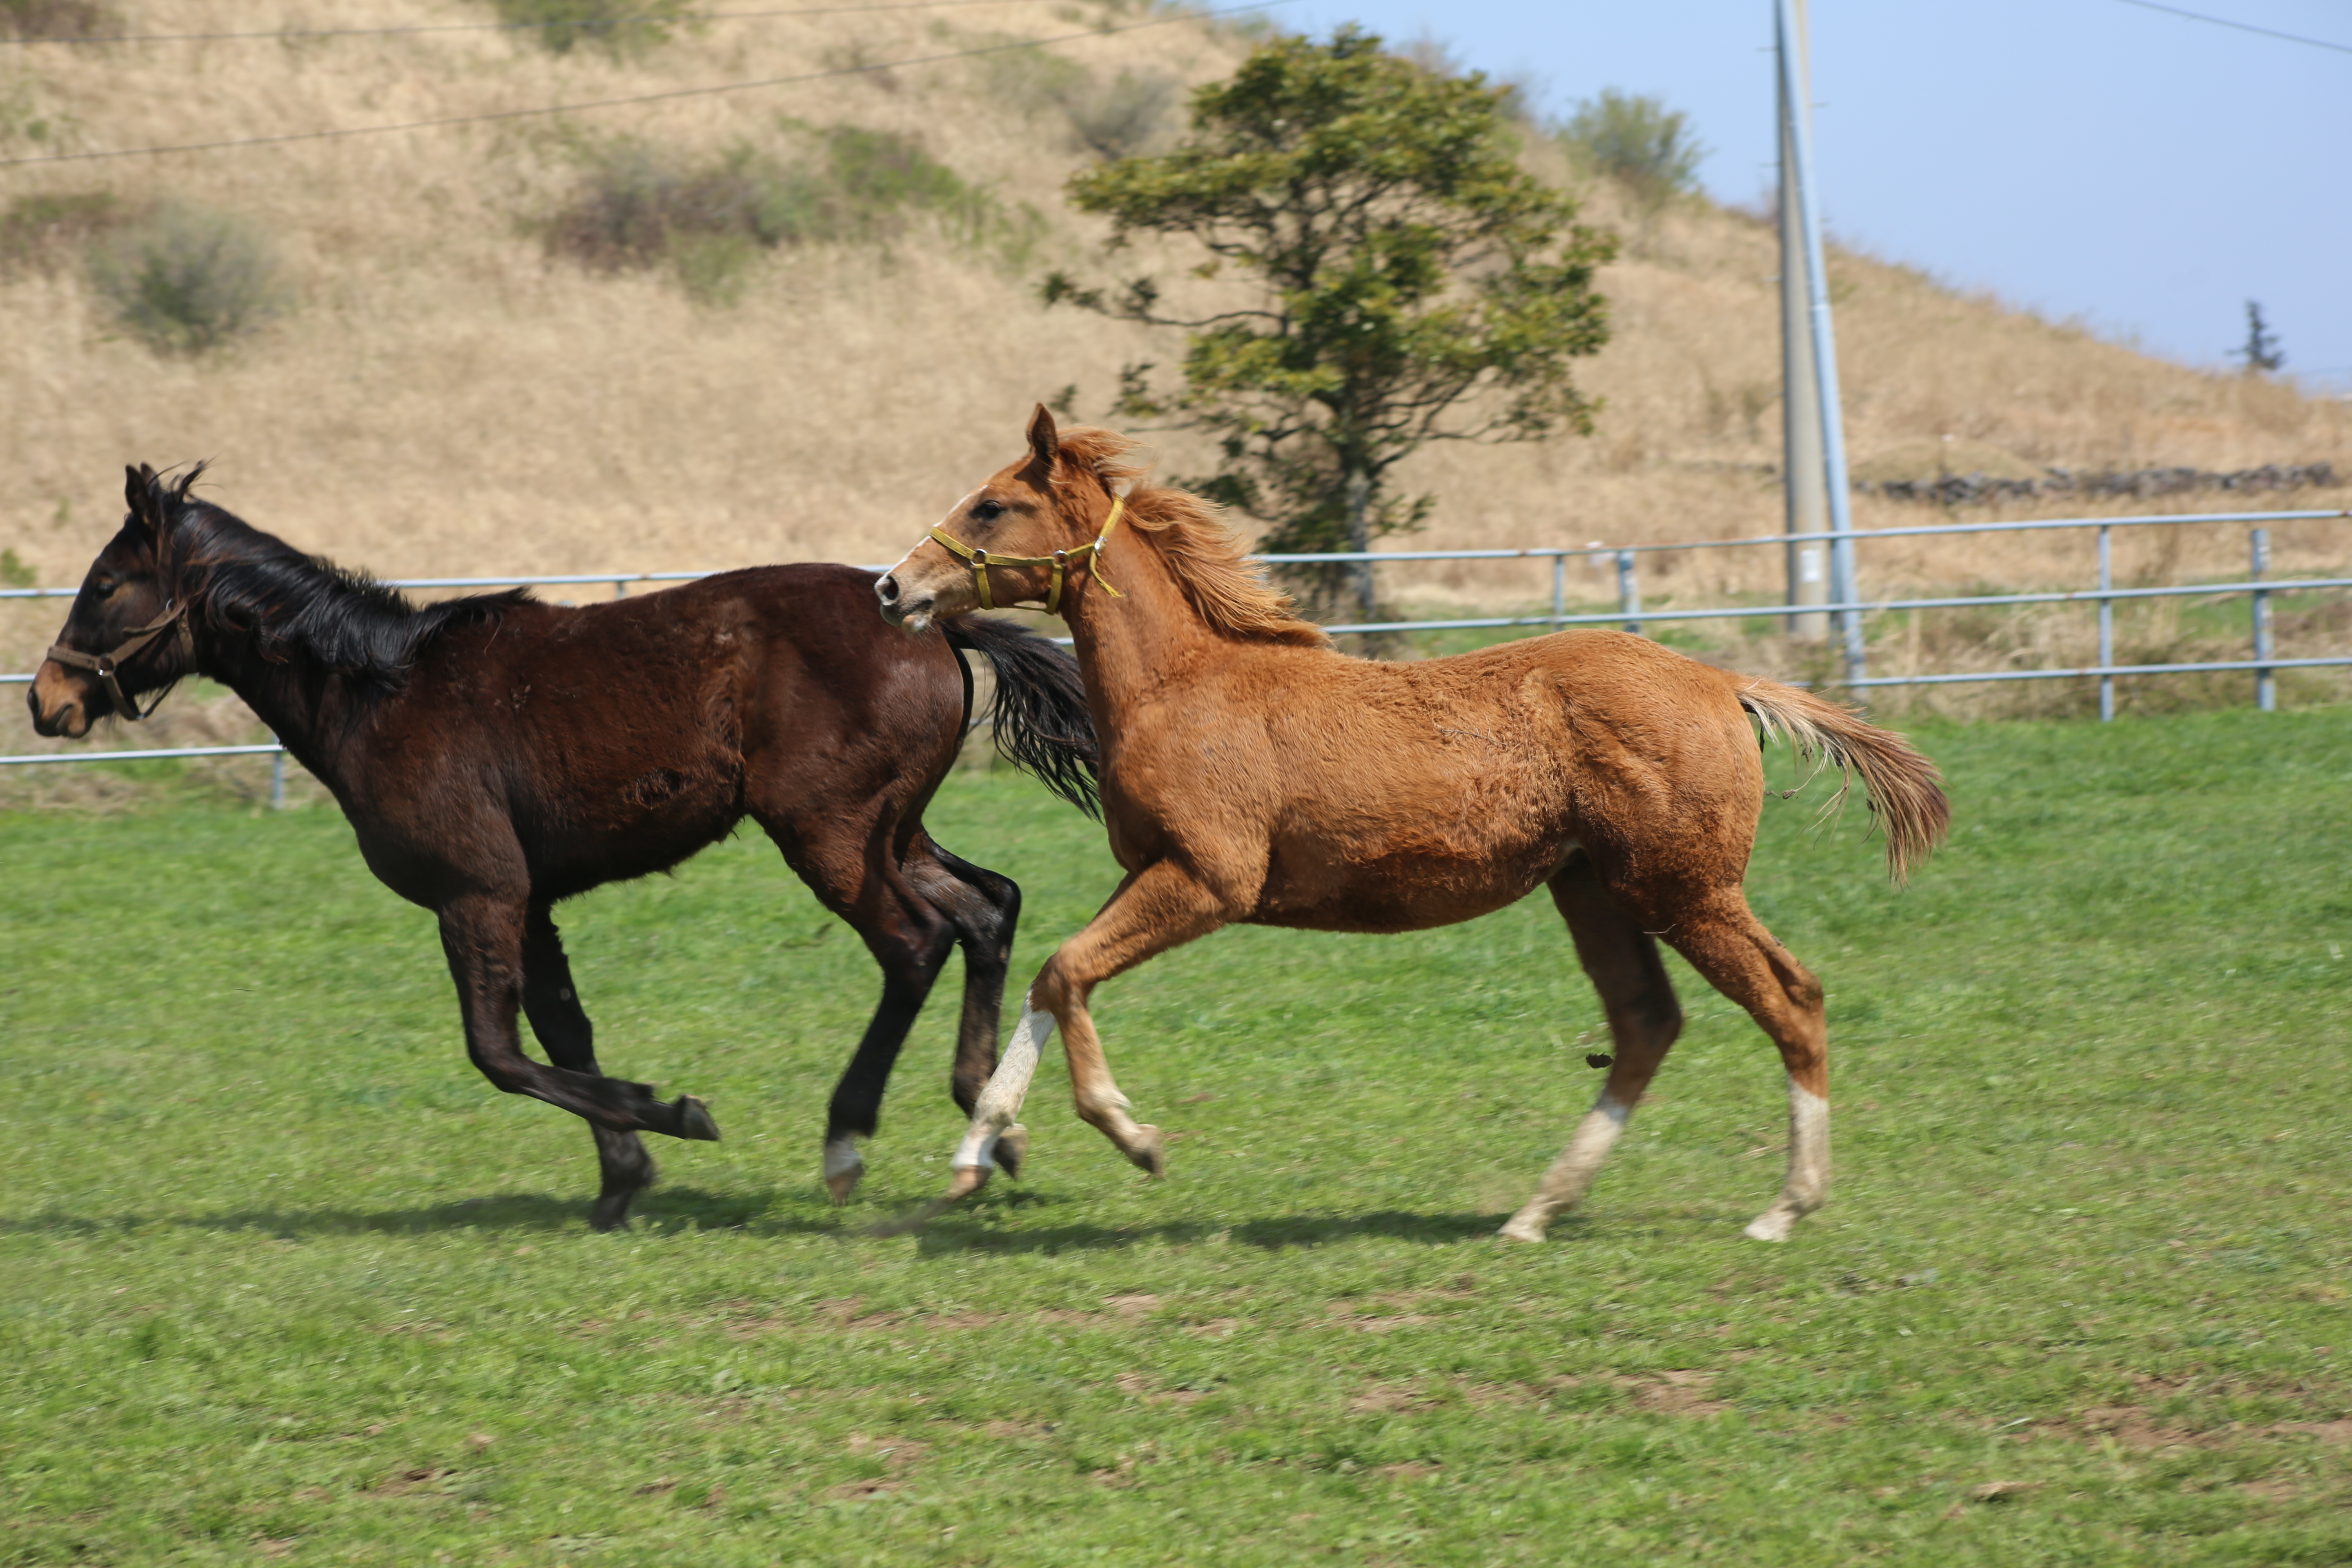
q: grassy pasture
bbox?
[2,708,2348,1565]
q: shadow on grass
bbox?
[899,1205,1518,1256]
[2,1192,1530,1251]
[0,1187,836,1239]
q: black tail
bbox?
[943,617,1100,818]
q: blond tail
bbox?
[1736,681,1951,882]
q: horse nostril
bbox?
[876,574,901,605]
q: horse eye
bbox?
[971,499,1004,522]
[92,576,118,597]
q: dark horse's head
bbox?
[31,462,526,738]
[30,464,198,738]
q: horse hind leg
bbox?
[521,906,657,1232]
[1657,893,1830,1242]
[905,841,1029,1177]
[1500,856,1686,1243]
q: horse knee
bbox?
[1028,958,1080,1017]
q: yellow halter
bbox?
[927,494,1126,615]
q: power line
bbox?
[2,0,1047,49]
[2112,0,2352,57]
[0,0,1291,168]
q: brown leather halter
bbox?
[45,600,192,722]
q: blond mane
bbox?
[1053,426,1330,649]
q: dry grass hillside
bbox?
[4,0,2348,740]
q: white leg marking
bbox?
[951,995,1054,1177]
[1499,1092,1632,1244]
[822,1136,865,1205]
[1744,1078,1831,1242]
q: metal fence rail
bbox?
[5,504,2347,791]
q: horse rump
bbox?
[943,617,1100,818]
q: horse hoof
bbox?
[675,1096,721,1142]
[994,1124,1030,1181]
[1126,1125,1166,1178]
[588,1201,634,1234]
[1496,1216,1546,1245]
[1742,1210,1796,1243]
[825,1168,863,1206]
[945,1164,990,1202]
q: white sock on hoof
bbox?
[1500,1094,1631,1243]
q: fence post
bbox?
[1551,553,1566,632]
[1617,550,1642,635]
[2098,523,2115,722]
[2252,527,2274,712]
[270,748,286,810]
[613,577,629,600]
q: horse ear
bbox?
[1025,403,1060,477]
[123,464,161,537]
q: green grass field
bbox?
[3,708,2348,1565]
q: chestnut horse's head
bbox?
[877,405,1127,632]
[28,464,198,738]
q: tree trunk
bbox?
[1343,467,1376,628]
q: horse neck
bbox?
[189,608,367,794]
[1058,520,1226,732]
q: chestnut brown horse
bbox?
[876,408,1949,1243]
[30,465,1098,1229]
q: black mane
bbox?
[154,469,530,689]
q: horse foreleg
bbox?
[944,861,1229,1204]
[440,894,721,1147]
[1501,858,1686,1243]
[1659,893,1830,1242]
[521,906,655,1232]
[819,885,956,1204]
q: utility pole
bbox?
[1775,0,1864,684]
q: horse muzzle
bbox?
[27,662,93,739]
[874,570,937,632]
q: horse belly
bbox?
[1252,822,1572,933]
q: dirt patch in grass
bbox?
[825,1433,927,1500]
[1348,1383,1435,1415]
[1630,1370,1734,1417]
[1376,1461,1441,1481]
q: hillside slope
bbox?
[4,0,2347,610]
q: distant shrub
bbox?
[1057,68,1181,160]
[489,0,694,57]
[967,40,1179,161]
[0,548,33,589]
[541,125,1037,301]
[87,204,290,355]
[1557,89,1705,209]
[0,0,114,40]
[0,189,124,276]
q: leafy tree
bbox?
[1557,88,1705,212]
[1043,27,1614,624]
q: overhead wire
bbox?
[0,0,1295,168]
[2111,0,2352,57]
[2,0,1057,49]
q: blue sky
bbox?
[1274,0,2352,392]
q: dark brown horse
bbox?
[29,465,1098,1229]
